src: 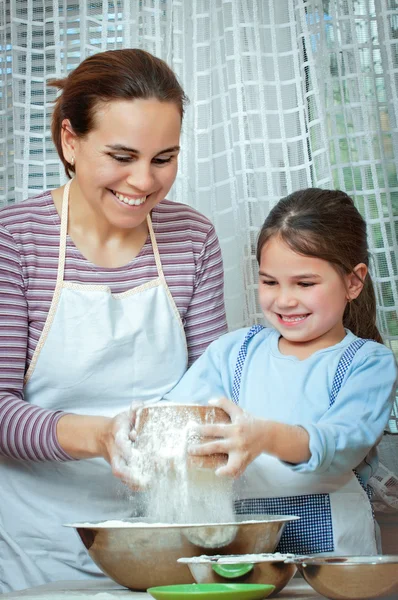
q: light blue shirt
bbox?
[166,328,397,485]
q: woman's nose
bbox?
[125,162,155,193]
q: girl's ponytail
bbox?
[343,275,383,343]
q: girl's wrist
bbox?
[261,421,310,464]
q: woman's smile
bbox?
[110,189,148,207]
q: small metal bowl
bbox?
[68,514,298,590]
[290,555,398,600]
[178,553,297,597]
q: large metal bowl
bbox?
[291,555,398,600]
[178,553,297,597]
[68,514,298,590]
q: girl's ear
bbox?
[345,263,368,301]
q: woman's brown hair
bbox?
[256,188,383,343]
[48,49,188,178]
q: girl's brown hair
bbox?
[48,49,188,178]
[256,188,383,343]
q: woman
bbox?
[0,49,227,592]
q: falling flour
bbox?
[125,403,237,539]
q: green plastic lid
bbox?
[147,583,275,600]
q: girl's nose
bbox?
[275,289,298,309]
[125,162,155,193]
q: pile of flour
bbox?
[127,403,236,527]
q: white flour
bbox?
[123,404,236,533]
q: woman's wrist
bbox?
[56,413,112,460]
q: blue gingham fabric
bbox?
[328,338,368,408]
[232,325,370,554]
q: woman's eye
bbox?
[152,157,173,165]
[111,155,132,163]
[262,280,277,286]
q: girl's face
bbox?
[258,235,359,352]
[62,98,181,231]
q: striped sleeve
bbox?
[0,223,70,461]
[185,224,227,365]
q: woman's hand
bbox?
[106,403,150,490]
[56,405,146,489]
[188,397,311,478]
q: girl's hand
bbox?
[188,397,269,478]
[188,397,311,477]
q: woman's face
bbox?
[63,98,181,230]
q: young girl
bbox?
[165,188,397,556]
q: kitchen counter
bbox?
[2,577,325,599]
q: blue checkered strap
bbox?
[231,325,264,405]
[328,338,373,502]
[232,328,370,553]
[329,338,368,408]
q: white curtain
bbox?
[1,0,397,427]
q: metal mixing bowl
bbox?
[291,555,398,600]
[178,553,297,597]
[69,514,299,590]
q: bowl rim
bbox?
[291,555,398,566]
[178,552,295,564]
[64,514,300,530]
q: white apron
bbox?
[233,326,377,556]
[0,181,188,592]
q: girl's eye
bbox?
[298,282,315,287]
[262,280,277,286]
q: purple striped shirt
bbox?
[0,191,227,461]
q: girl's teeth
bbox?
[114,191,146,206]
[281,315,307,322]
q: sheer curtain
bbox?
[0,1,397,406]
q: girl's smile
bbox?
[277,313,310,326]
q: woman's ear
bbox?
[60,119,77,165]
[345,263,368,301]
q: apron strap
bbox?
[146,213,165,281]
[57,179,72,285]
[327,337,371,496]
[231,325,264,404]
[329,338,369,407]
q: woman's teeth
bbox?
[280,315,307,322]
[113,191,147,206]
